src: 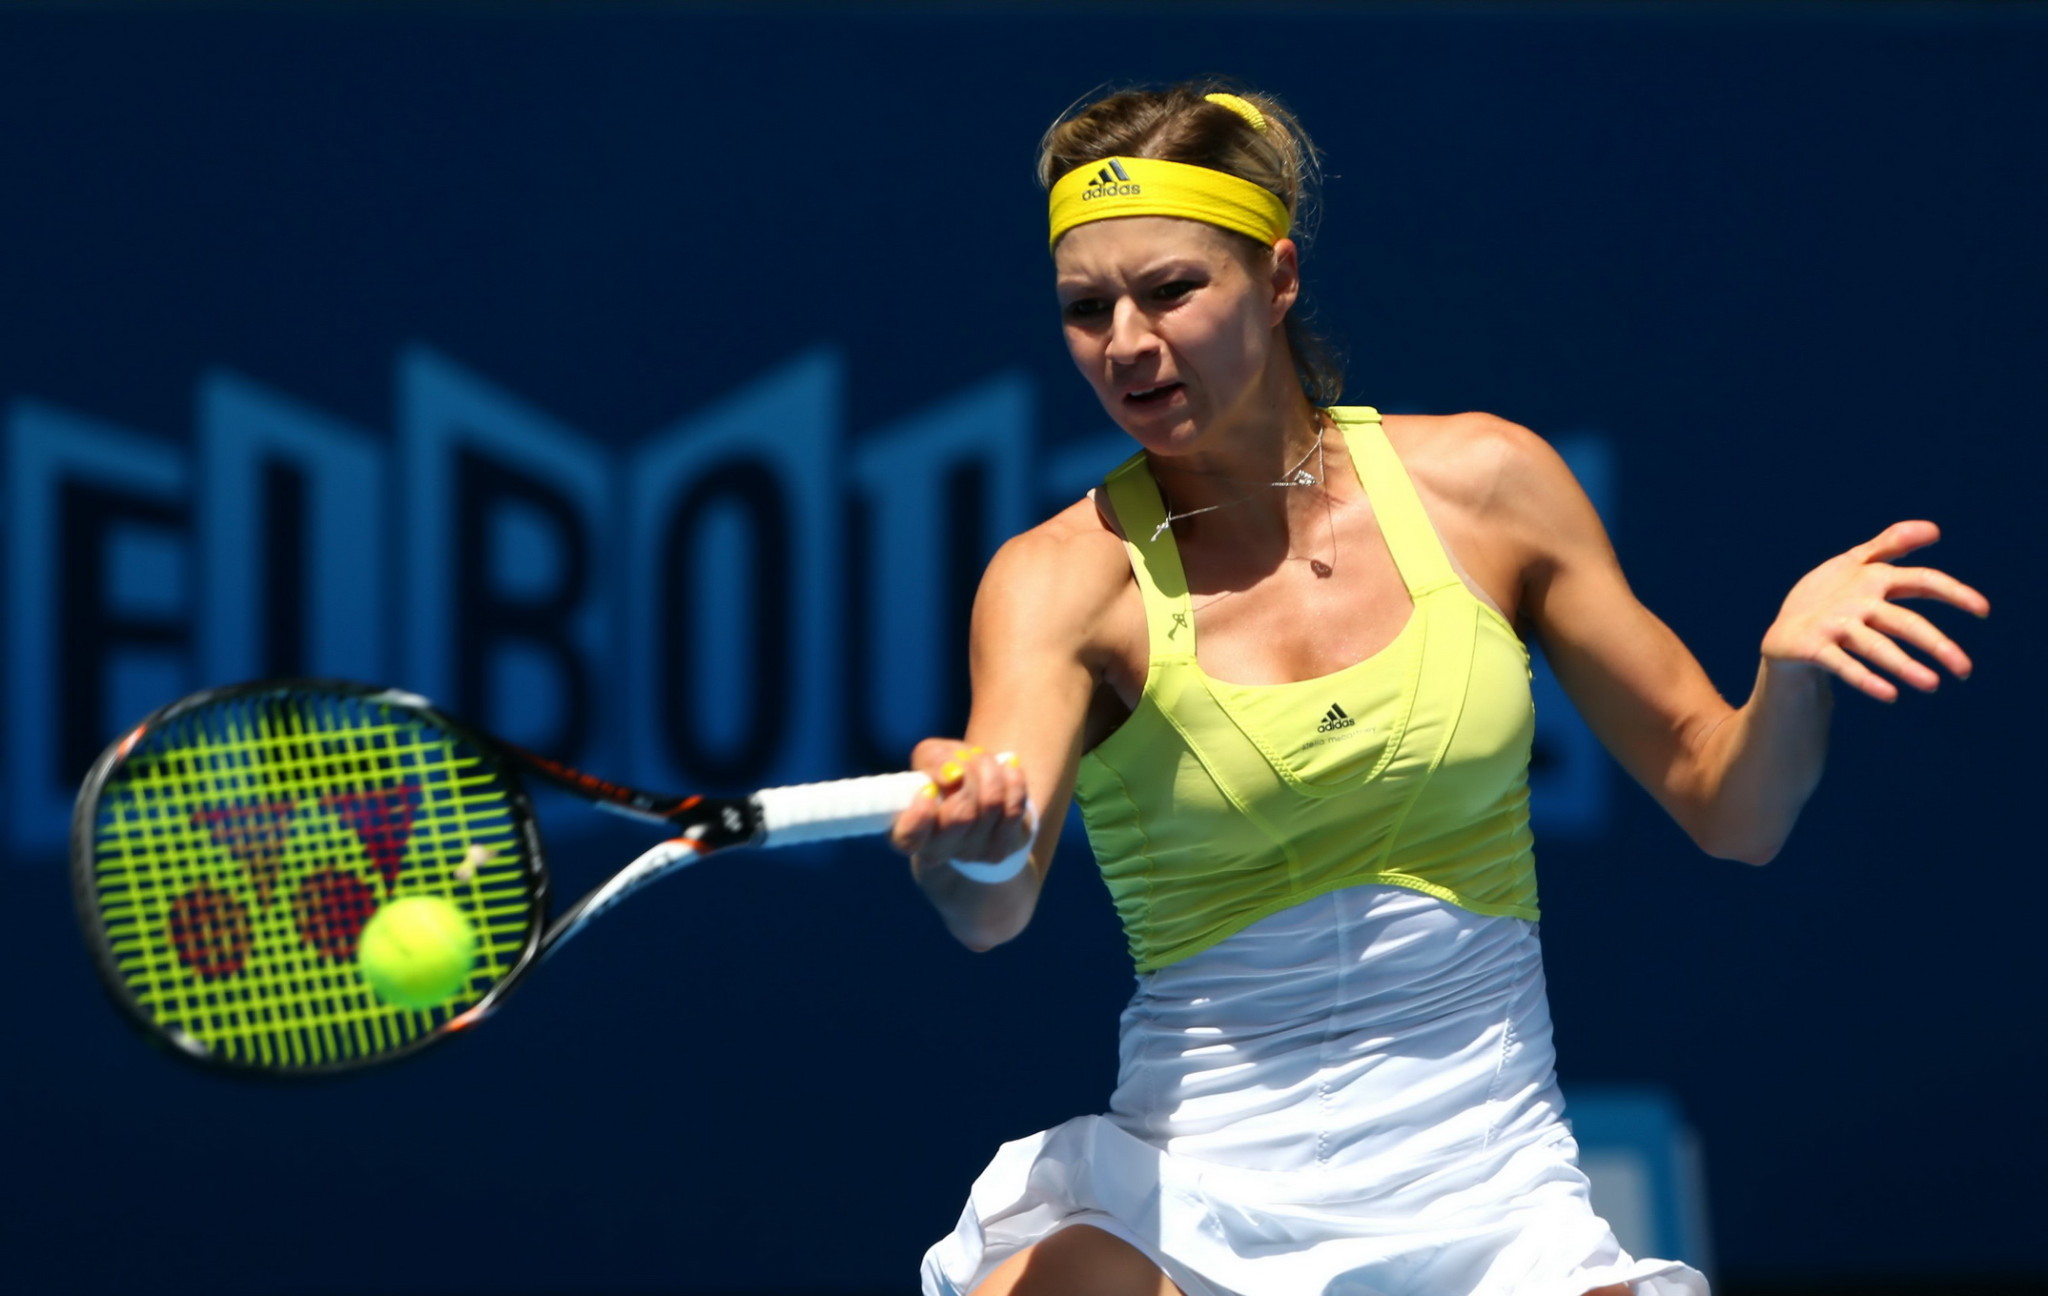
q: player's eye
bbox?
[1062,297,1109,322]
[1154,279,1201,302]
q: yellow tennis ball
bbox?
[357,896,477,1009]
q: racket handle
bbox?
[751,765,1035,883]
[753,770,932,846]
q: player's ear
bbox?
[1267,238,1302,325]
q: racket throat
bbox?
[540,836,710,958]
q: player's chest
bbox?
[1187,556,1415,686]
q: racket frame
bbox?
[75,680,587,1077]
[72,677,933,1078]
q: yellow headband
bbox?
[1047,155,1291,250]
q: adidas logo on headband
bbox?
[1082,158,1141,201]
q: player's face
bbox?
[1053,217,1295,456]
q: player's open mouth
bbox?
[1125,383,1182,404]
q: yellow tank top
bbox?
[1074,407,1540,972]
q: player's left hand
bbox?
[1760,520,1990,702]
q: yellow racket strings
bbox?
[89,693,534,1067]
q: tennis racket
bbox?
[72,678,1009,1077]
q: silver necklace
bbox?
[1151,418,1327,543]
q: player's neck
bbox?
[1148,398,1338,544]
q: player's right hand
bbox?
[889,738,1033,879]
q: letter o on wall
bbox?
[658,459,791,785]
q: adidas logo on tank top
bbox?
[1300,701,1370,754]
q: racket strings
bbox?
[89,691,535,1068]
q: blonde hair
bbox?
[1037,82,1341,405]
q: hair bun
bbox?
[1203,92,1269,134]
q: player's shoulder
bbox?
[1380,410,1576,515]
[979,492,1134,626]
[1381,409,1560,478]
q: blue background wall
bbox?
[3,4,2042,1292]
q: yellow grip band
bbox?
[1048,156,1291,250]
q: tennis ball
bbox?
[357,896,477,1009]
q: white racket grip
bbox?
[752,762,1036,883]
[753,770,932,847]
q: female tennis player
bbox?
[890,83,1987,1296]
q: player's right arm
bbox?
[890,500,1128,951]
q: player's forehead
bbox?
[1052,216,1242,284]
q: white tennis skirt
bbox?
[921,884,1710,1296]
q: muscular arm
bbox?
[1478,417,1983,864]
[891,505,1127,948]
[1510,433,1819,860]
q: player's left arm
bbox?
[1491,420,1988,863]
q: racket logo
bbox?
[161,781,429,982]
